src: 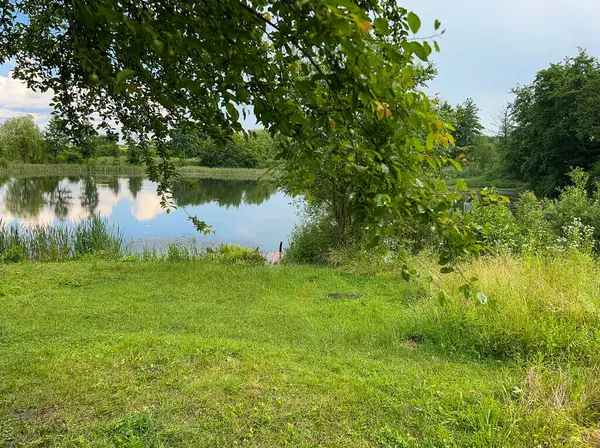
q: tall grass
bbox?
[0,163,273,180]
[0,163,145,176]
[0,216,124,262]
[399,252,600,363]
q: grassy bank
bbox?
[1,255,599,446]
[0,163,272,180]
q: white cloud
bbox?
[0,71,121,133]
[130,191,165,221]
[96,179,133,218]
[0,71,53,128]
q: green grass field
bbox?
[1,257,599,446]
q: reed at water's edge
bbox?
[0,216,124,262]
[0,217,268,263]
[0,162,273,180]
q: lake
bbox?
[0,176,300,252]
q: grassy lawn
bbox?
[0,259,597,446]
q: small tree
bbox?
[454,98,484,151]
[43,116,70,161]
[125,137,142,165]
[0,115,44,163]
[169,127,202,158]
[93,134,120,157]
[492,102,515,150]
[0,0,492,265]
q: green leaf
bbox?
[422,42,432,57]
[460,284,474,300]
[438,291,450,306]
[434,41,440,53]
[401,266,411,282]
[449,159,463,172]
[401,66,414,84]
[116,69,135,83]
[408,41,428,62]
[434,19,441,30]
[456,179,468,191]
[407,12,421,34]
[373,18,390,36]
[428,282,435,298]
[153,39,164,54]
[226,103,239,121]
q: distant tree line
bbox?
[438,50,600,197]
[2,50,599,198]
[0,115,278,169]
[167,127,277,168]
[0,115,121,164]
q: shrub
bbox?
[0,157,8,168]
[285,218,339,265]
[544,169,600,244]
[555,217,595,255]
[2,245,27,263]
[513,192,555,252]
[57,150,84,164]
[198,140,259,168]
[469,195,519,252]
[464,169,600,256]
[207,244,265,263]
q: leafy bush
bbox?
[207,244,265,263]
[198,139,259,168]
[466,169,600,256]
[57,150,84,164]
[469,195,519,251]
[285,218,339,265]
[0,157,8,168]
[95,140,120,157]
[513,191,555,252]
[2,245,27,263]
[166,128,277,168]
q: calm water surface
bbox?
[0,176,300,251]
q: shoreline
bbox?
[0,163,274,181]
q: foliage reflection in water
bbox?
[0,176,299,250]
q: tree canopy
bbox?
[43,116,70,160]
[0,0,493,265]
[506,50,600,196]
[0,115,44,163]
[454,98,483,150]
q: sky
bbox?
[403,0,600,132]
[0,0,599,133]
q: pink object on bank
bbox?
[271,241,283,264]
